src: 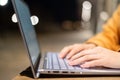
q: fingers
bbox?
[70,48,97,61]
[69,53,99,66]
[66,46,83,59]
[59,45,73,58]
[81,60,102,68]
[59,43,97,60]
[59,44,83,59]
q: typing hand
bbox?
[68,46,120,69]
[59,43,96,59]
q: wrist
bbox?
[84,43,97,48]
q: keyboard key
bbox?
[46,52,53,69]
[64,59,75,70]
[56,54,67,69]
[52,53,60,69]
[44,55,49,69]
[74,65,82,70]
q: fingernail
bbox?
[80,65,84,67]
[68,60,74,65]
[68,62,72,65]
[66,56,70,59]
[58,54,62,58]
[81,64,88,68]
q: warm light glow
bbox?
[0,0,8,6]
[30,15,39,25]
[11,13,17,23]
[82,1,92,22]
[11,14,39,25]
[100,11,109,21]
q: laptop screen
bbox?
[11,0,40,77]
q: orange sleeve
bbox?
[86,5,120,51]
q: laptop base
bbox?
[20,66,120,78]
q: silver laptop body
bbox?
[11,0,120,78]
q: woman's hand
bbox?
[68,46,120,68]
[59,43,96,59]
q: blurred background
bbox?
[0,0,119,80]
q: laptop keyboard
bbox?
[45,52,82,70]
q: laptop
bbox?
[11,0,120,78]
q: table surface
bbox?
[13,75,120,80]
[12,67,120,80]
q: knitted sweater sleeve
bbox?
[86,5,120,51]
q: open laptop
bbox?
[11,0,120,78]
